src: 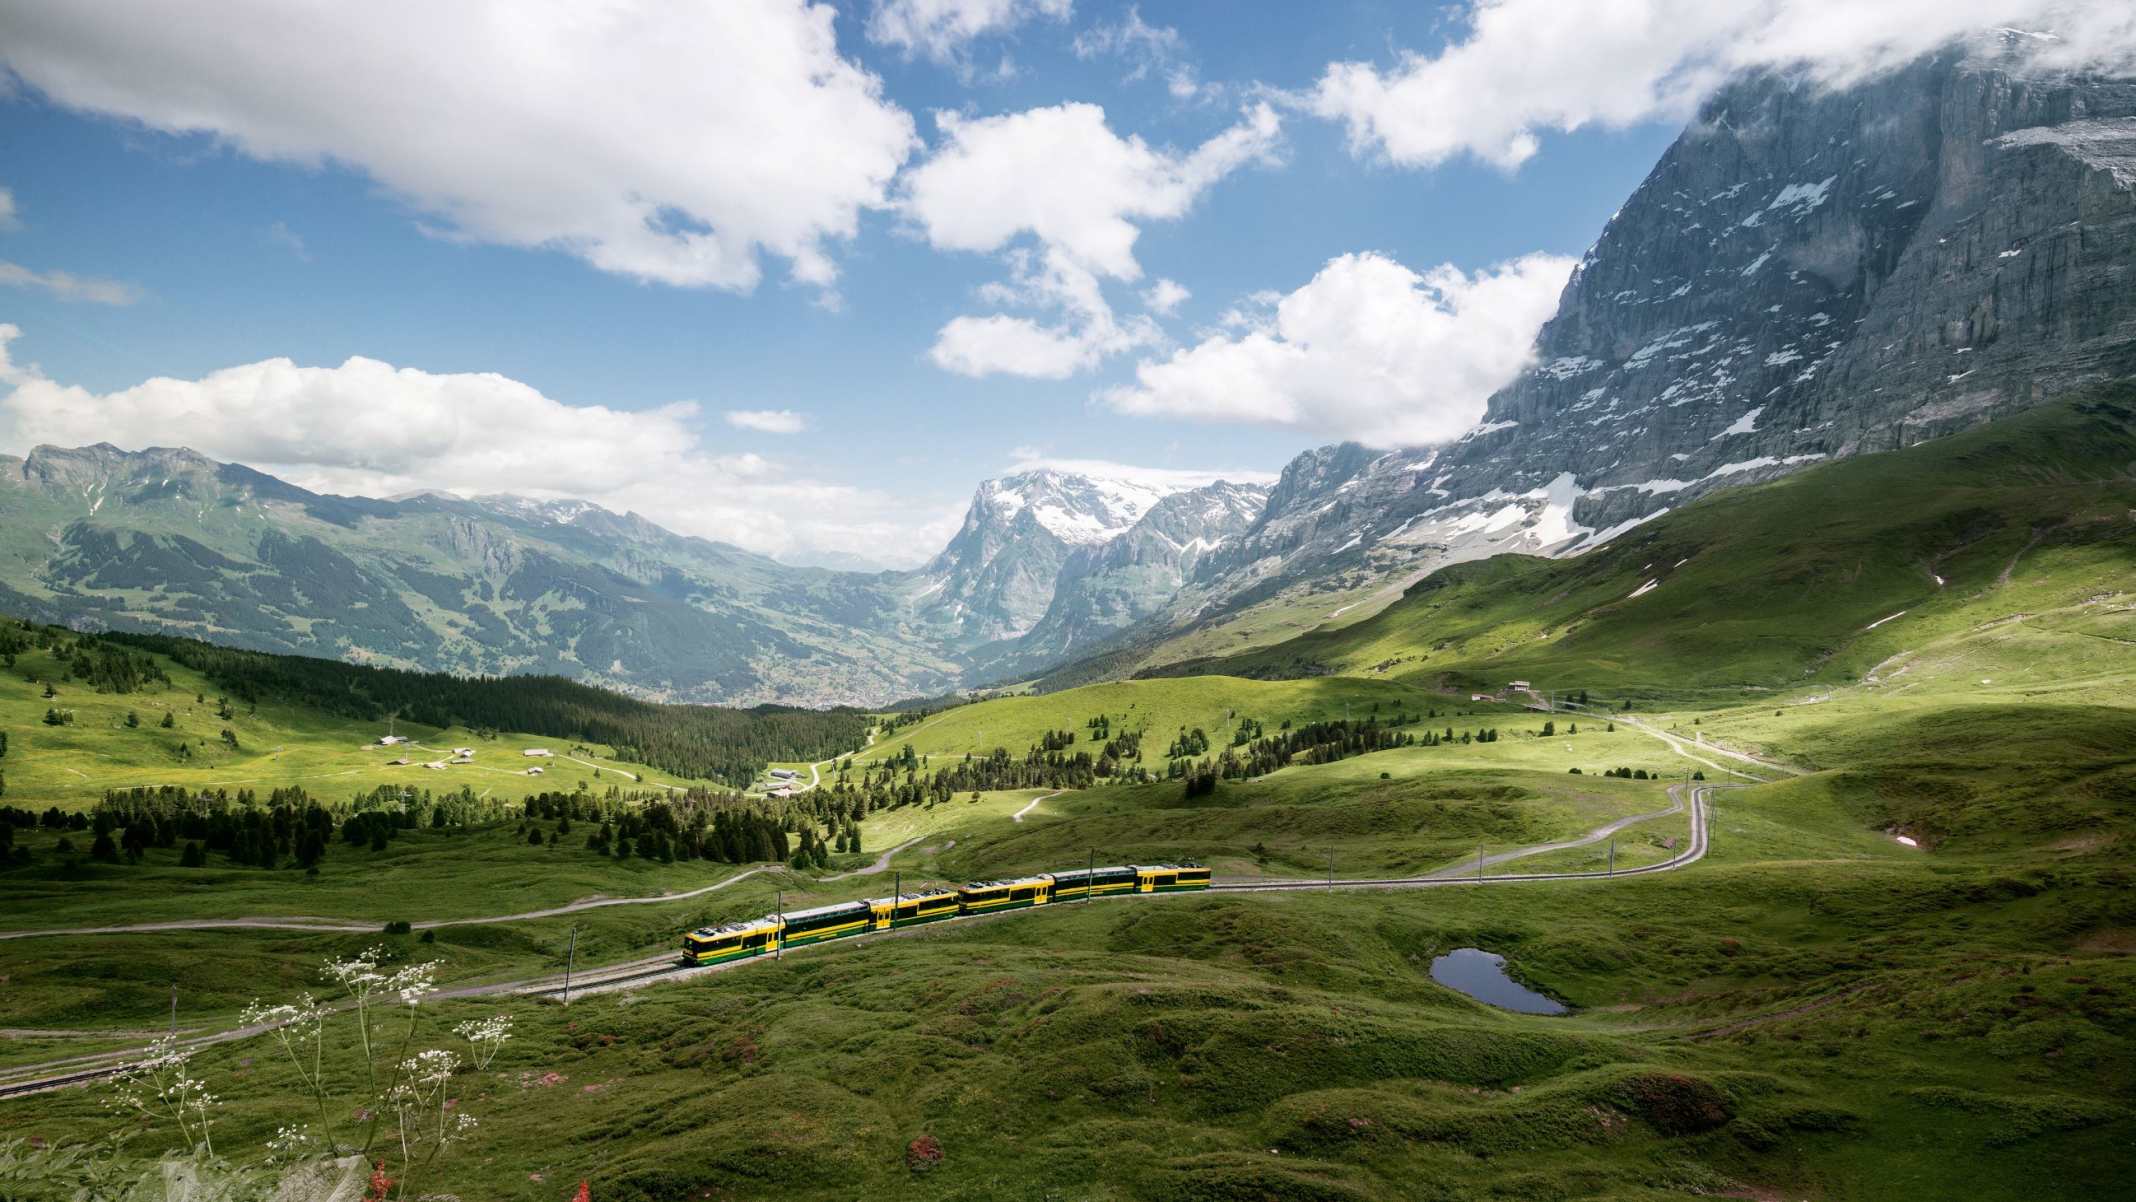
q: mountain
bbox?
[0,448,1280,707]
[0,443,963,708]
[980,479,1269,674]
[896,469,1185,647]
[1165,389,2136,692]
[1036,33,2136,685]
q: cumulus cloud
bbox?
[0,1,916,293]
[1309,0,2136,170]
[0,328,953,567]
[1142,278,1190,316]
[0,186,17,230]
[903,101,1282,377]
[0,260,142,305]
[724,408,809,434]
[867,0,1071,63]
[1101,251,1575,448]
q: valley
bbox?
[0,17,2131,1202]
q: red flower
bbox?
[363,1162,394,1202]
[572,1183,591,1202]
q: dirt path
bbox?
[1011,789,1064,823]
[0,866,773,942]
[820,837,923,881]
[1423,787,1687,878]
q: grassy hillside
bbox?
[0,637,709,805]
[850,675,1476,774]
[7,694,2132,1200]
[0,618,878,800]
[1162,394,2136,704]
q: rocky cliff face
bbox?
[1436,35,2136,530]
[999,479,1269,668]
[1059,35,2136,680]
[899,469,1180,647]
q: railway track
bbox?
[0,786,1717,1099]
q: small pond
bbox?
[1429,947,1568,1015]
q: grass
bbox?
[0,643,703,809]
[848,674,1490,773]
[5,736,2131,1199]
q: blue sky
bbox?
[0,0,2099,566]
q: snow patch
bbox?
[1863,610,1908,631]
[1626,579,1659,600]
[1717,406,1763,437]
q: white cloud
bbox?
[1142,278,1190,316]
[1308,0,2136,170]
[868,0,1072,63]
[1102,251,1576,448]
[1072,6,1208,100]
[903,100,1282,377]
[0,260,142,305]
[0,328,952,567]
[0,186,17,230]
[0,1,917,294]
[724,408,809,434]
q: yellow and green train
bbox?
[682,863,1210,966]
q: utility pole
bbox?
[1477,845,1485,882]
[1326,848,1334,892]
[1608,838,1615,877]
[169,982,177,1038]
[562,925,577,1008]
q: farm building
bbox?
[377,735,406,747]
[523,748,553,758]
[769,768,799,780]
[526,766,545,776]
[387,757,411,766]
[452,747,475,757]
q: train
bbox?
[681,863,1211,966]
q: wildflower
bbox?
[106,1036,218,1158]
[452,1014,515,1070]
[573,1182,590,1202]
[388,960,442,1007]
[265,1124,314,1164]
[363,1161,393,1202]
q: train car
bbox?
[957,874,1054,914]
[1047,864,1139,902]
[681,917,780,965]
[868,888,959,930]
[777,899,873,948]
[1133,863,1213,893]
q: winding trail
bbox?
[820,837,923,881]
[1422,790,1687,879]
[0,866,773,942]
[1011,789,1065,823]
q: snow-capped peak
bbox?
[975,469,1179,546]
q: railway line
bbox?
[0,785,1718,1099]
